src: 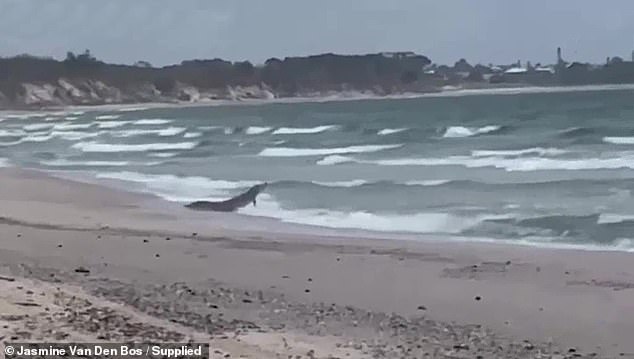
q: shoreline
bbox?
[0,167,633,358]
[2,83,634,115]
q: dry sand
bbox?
[1,167,633,358]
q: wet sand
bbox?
[1,167,633,358]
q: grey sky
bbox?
[1,0,633,67]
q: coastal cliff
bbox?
[0,52,433,109]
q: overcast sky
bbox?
[1,0,633,67]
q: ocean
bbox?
[2,88,634,250]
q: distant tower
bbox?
[631,50,634,62]
[557,47,563,64]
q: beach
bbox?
[0,167,632,358]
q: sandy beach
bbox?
[0,167,633,358]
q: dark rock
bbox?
[475,296,481,301]
[417,305,427,311]
[0,275,15,282]
[155,254,160,258]
[143,239,148,243]
[57,244,63,248]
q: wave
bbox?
[52,122,94,131]
[259,144,402,157]
[183,132,202,138]
[316,155,356,165]
[559,127,597,138]
[442,125,502,138]
[96,121,130,129]
[377,128,408,136]
[317,153,634,171]
[133,118,173,125]
[110,127,187,138]
[94,171,262,202]
[245,126,272,135]
[403,179,452,186]
[604,137,634,145]
[272,125,337,135]
[471,147,567,157]
[95,114,121,120]
[40,159,131,167]
[312,179,368,187]
[148,152,179,158]
[64,116,80,121]
[0,129,26,137]
[72,141,198,153]
[239,195,499,234]
[23,123,54,131]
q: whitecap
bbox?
[72,141,198,153]
[272,125,337,135]
[23,123,54,131]
[110,127,187,137]
[0,129,26,137]
[316,155,356,165]
[604,137,634,145]
[443,125,501,138]
[259,144,402,157]
[148,152,179,158]
[183,132,202,138]
[96,121,130,129]
[95,114,121,120]
[41,159,130,167]
[312,180,368,187]
[335,154,634,172]
[245,126,272,135]
[471,147,567,157]
[378,128,408,136]
[133,118,173,125]
[53,122,94,131]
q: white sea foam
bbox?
[72,141,198,153]
[148,152,179,158]
[0,158,10,167]
[0,129,26,137]
[133,118,173,125]
[41,159,130,167]
[23,123,54,131]
[94,172,261,202]
[64,116,80,120]
[378,128,408,136]
[312,180,368,187]
[245,126,272,135]
[183,132,202,138]
[240,194,501,234]
[318,153,634,171]
[96,121,130,129]
[50,131,101,141]
[316,155,356,165]
[443,125,501,138]
[110,127,187,137]
[224,127,234,135]
[272,125,337,135]
[95,114,121,120]
[604,137,634,145]
[259,144,402,157]
[52,122,94,131]
[471,147,567,157]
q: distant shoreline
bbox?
[3,83,634,114]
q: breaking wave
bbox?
[378,128,408,136]
[443,125,502,138]
[259,144,402,157]
[245,126,272,135]
[72,141,198,153]
[272,125,337,135]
